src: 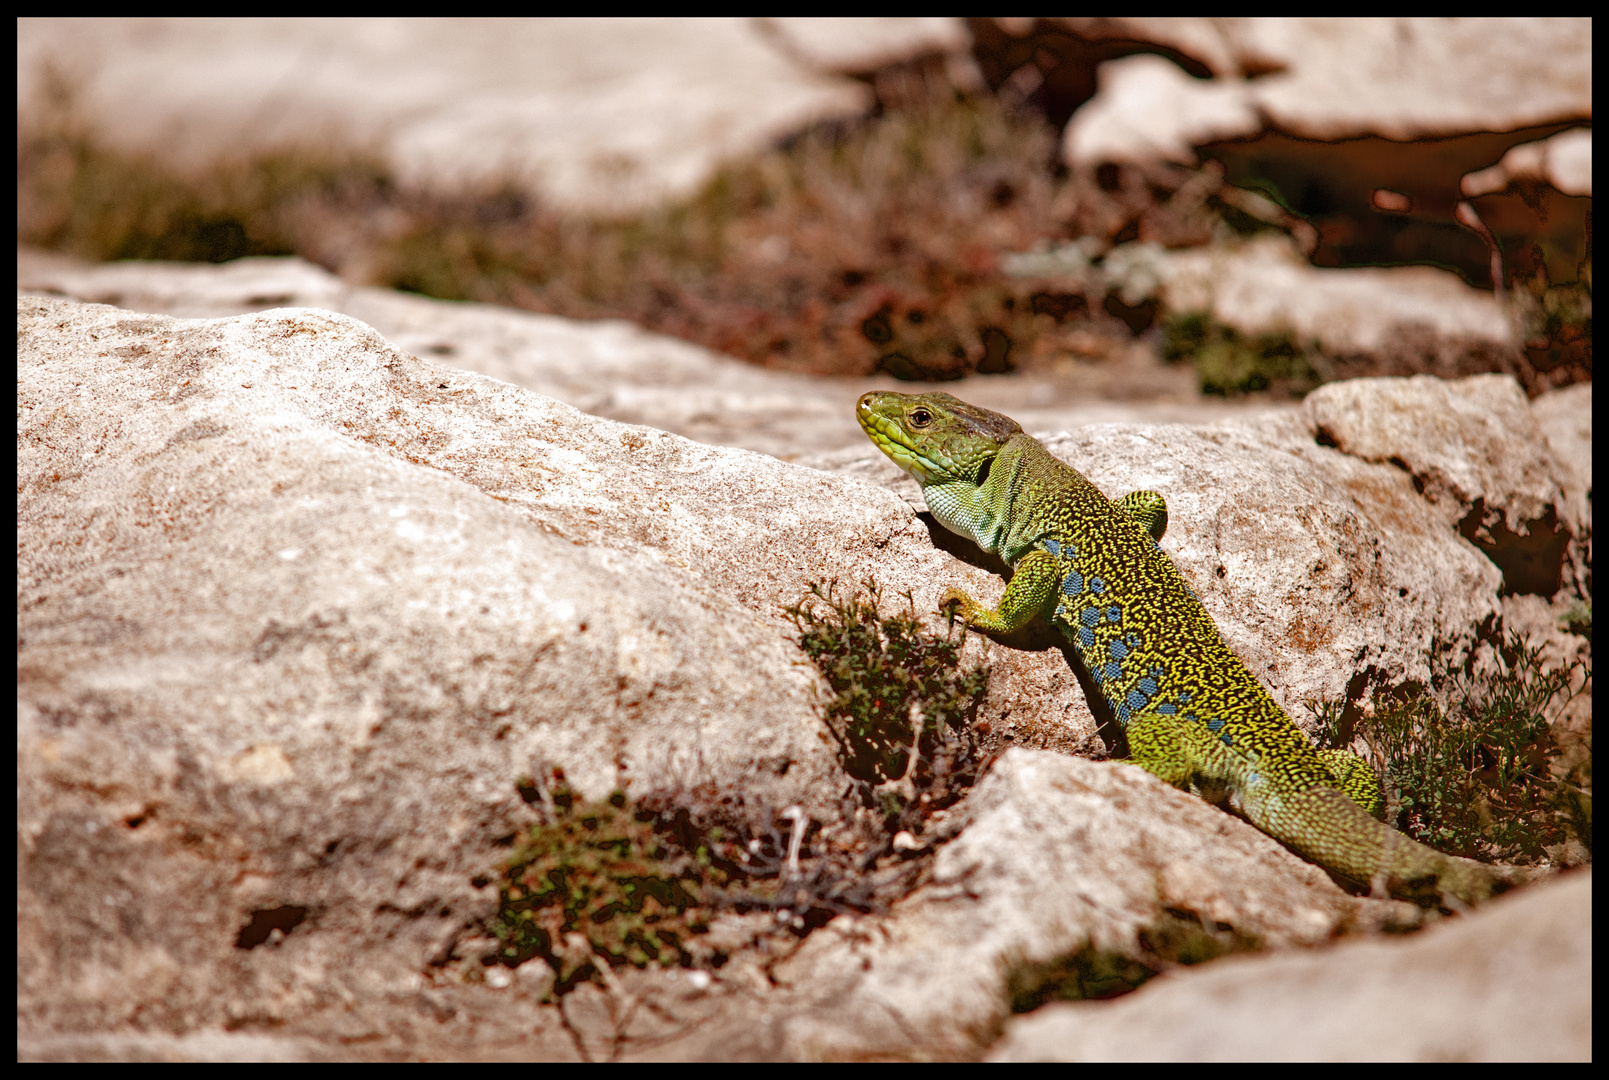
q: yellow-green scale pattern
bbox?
[857,390,1516,905]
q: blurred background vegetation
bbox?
[17,36,1590,396]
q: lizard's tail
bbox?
[1263,786,1533,905]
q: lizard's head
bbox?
[856,391,1021,487]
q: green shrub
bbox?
[1311,630,1591,864]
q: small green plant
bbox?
[1310,629,1591,865]
[784,580,990,826]
[1558,598,1592,643]
[1507,254,1592,394]
[489,774,717,989]
[478,574,1001,995]
[480,755,952,996]
[1161,311,1323,397]
[1004,912,1264,1010]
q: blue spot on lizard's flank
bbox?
[1103,661,1123,682]
[1081,608,1102,627]
[1206,718,1226,733]
[1107,606,1123,623]
[1089,577,1106,594]
[1061,572,1084,597]
[1108,639,1129,661]
[1043,538,1061,556]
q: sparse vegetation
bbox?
[19,60,1589,393]
[1311,628,1591,867]
[480,767,901,997]
[1004,912,1264,1010]
[1511,270,1593,391]
[489,780,713,991]
[784,579,991,832]
[472,580,994,998]
[1160,311,1324,397]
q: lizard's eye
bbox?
[909,407,932,427]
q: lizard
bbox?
[857,389,1526,906]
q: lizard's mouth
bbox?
[857,400,940,484]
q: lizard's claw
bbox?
[938,587,975,626]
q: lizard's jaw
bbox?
[857,400,939,484]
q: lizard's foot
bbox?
[938,586,979,625]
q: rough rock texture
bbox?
[16,248,1287,461]
[18,290,1590,1059]
[989,867,1591,1062]
[733,749,1420,1060]
[16,294,860,1033]
[1305,374,1585,598]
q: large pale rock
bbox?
[1304,375,1582,597]
[1147,234,1515,356]
[676,749,1418,1060]
[14,293,926,1038]
[989,867,1591,1061]
[1063,18,1592,168]
[14,247,1294,462]
[19,287,1581,1059]
[1238,18,1590,140]
[16,18,965,215]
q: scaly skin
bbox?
[858,390,1522,905]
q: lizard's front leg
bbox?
[941,549,1061,635]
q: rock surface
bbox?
[1062,18,1592,167]
[17,288,1590,1060]
[1150,235,1516,356]
[1463,127,1593,200]
[17,18,973,216]
[1006,234,1524,387]
[988,867,1591,1062]
[14,247,1296,460]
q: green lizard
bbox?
[858,390,1524,905]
